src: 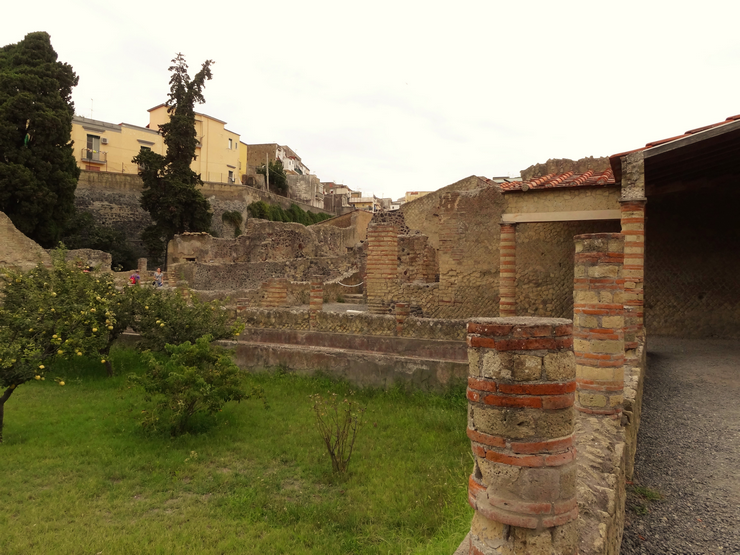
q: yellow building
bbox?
[148,104,243,183]
[71,107,247,184]
[71,116,165,174]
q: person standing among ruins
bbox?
[153,267,164,288]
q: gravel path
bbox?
[621,337,740,555]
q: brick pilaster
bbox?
[137,257,147,274]
[620,199,646,333]
[366,223,398,314]
[395,302,409,335]
[499,223,517,317]
[466,317,577,555]
[573,233,625,415]
[261,278,288,308]
[309,277,323,330]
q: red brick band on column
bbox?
[466,317,577,553]
[261,278,289,308]
[395,302,409,335]
[309,277,323,330]
[620,199,646,333]
[499,224,517,317]
[366,223,398,314]
[573,233,625,416]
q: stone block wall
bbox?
[237,307,467,341]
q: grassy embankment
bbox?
[1,349,472,554]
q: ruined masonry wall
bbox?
[516,220,621,319]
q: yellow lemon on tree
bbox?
[35,375,41,380]
[59,381,65,386]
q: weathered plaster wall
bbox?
[503,186,620,215]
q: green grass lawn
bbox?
[0,348,472,554]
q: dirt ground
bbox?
[621,336,740,554]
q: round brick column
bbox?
[499,224,517,317]
[466,317,577,555]
[309,277,323,329]
[619,199,646,332]
[573,233,625,415]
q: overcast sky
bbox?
[4,1,740,200]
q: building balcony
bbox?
[82,148,107,164]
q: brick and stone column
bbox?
[620,199,646,334]
[261,278,288,308]
[366,223,398,314]
[573,233,625,416]
[137,257,147,274]
[309,277,323,330]
[466,317,577,555]
[499,223,517,317]
[395,302,409,335]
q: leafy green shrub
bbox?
[310,391,365,473]
[246,201,332,226]
[127,287,243,352]
[129,335,263,435]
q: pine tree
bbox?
[133,54,214,263]
[0,32,80,247]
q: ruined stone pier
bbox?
[573,233,625,415]
[466,317,578,555]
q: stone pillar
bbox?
[137,258,147,274]
[366,223,398,314]
[573,233,625,416]
[466,317,577,555]
[261,278,288,308]
[499,223,517,317]
[395,302,409,335]
[620,199,646,334]
[309,277,323,330]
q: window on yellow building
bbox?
[228,138,233,149]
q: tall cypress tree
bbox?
[133,54,214,264]
[0,32,80,247]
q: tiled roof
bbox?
[610,114,740,160]
[497,169,615,192]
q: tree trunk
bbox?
[0,386,16,445]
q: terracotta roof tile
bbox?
[609,113,740,181]
[497,169,615,192]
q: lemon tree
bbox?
[0,250,118,443]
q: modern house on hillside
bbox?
[70,106,248,184]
